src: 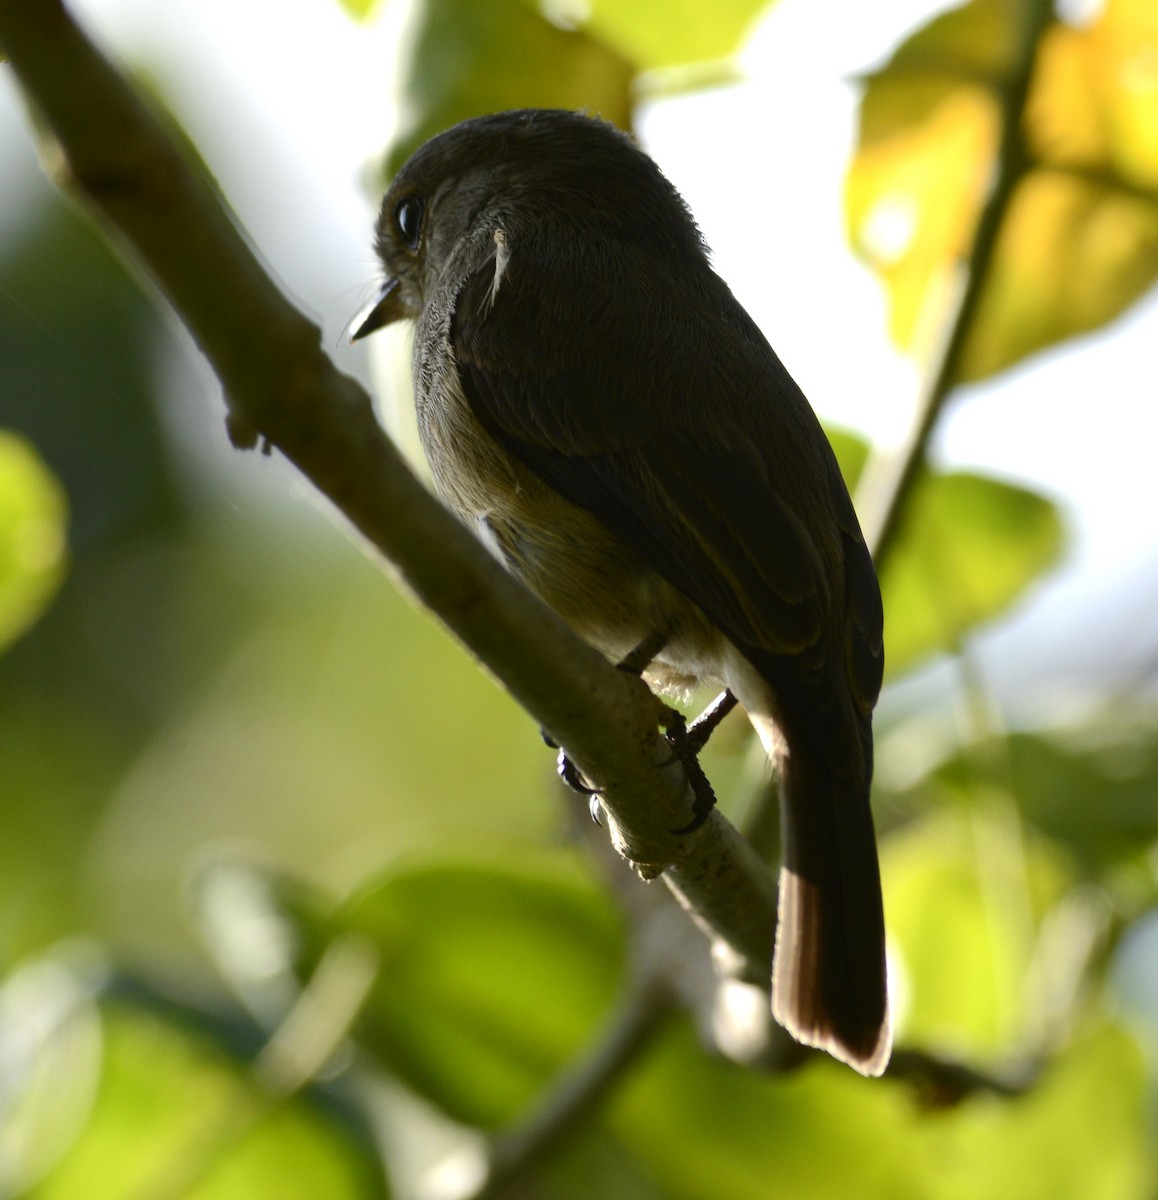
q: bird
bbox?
[352,108,889,1075]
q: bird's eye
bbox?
[394,196,424,248]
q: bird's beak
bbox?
[350,277,405,342]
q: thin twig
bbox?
[856,0,1057,569]
[885,1046,1041,1106]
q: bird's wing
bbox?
[451,228,879,684]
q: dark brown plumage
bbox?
[355,109,889,1075]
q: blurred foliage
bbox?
[2,0,1158,1196]
[382,0,773,174]
[847,0,1158,380]
[0,194,210,958]
[384,0,635,177]
[830,429,1065,676]
[524,0,770,70]
[618,1021,1147,1200]
[0,432,67,654]
[912,720,1158,876]
[293,856,628,1128]
[278,851,1151,1200]
[880,471,1063,675]
[0,948,383,1199]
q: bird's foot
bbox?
[658,707,719,835]
[542,727,602,822]
[543,638,730,834]
[545,632,672,822]
[686,689,739,754]
[616,629,668,677]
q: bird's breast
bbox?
[410,326,726,694]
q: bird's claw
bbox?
[661,709,719,834]
[556,746,597,793]
[548,687,733,835]
[557,751,604,825]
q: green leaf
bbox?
[825,426,1065,677]
[29,1001,382,1199]
[880,470,1064,677]
[524,0,776,73]
[269,841,1147,1200]
[613,1022,921,1200]
[335,0,377,20]
[917,1025,1148,1200]
[613,1014,1147,1200]
[915,722,1158,876]
[385,0,634,178]
[825,426,872,492]
[882,809,1040,1054]
[0,949,103,1197]
[301,856,626,1127]
[0,431,67,654]
[383,0,779,176]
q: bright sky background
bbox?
[2,0,1156,726]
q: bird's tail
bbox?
[749,710,891,1076]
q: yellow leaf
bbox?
[847,0,1158,381]
[848,86,998,357]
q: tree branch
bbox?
[855,0,1056,568]
[0,0,776,980]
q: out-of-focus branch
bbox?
[0,0,774,978]
[465,976,676,1200]
[855,0,1056,569]
[885,1047,1041,1106]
